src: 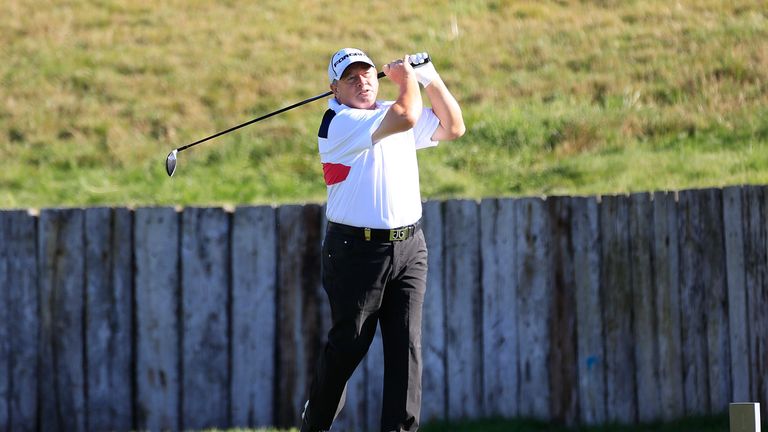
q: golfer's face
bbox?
[333,63,378,109]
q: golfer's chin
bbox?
[348,93,376,110]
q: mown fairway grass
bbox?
[420,415,731,431]
[202,414,731,431]
[1,0,766,208]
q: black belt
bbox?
[327,219,422,242]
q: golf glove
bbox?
[408,52,439,87]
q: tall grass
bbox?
[1,0,766,208]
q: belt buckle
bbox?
[389,227,409,241]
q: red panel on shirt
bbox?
[322,163,351,185]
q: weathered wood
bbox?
[723,187,749,403]
[699,189,731,414]
[444,199,483,419]
[275,204,323,427]
[677,189,710,416]
[515,197,551,419]
[652,191,684,421]
[3,187,766,429]
[599,194,636,423]
[571,196,606,425]
[742,186,768,418]
[480,198,517,418]
[231,205,277,427]
[420,200,446,422]
[134,207,180,431]
[628,193,661,422]
[677,188,732,414]
[547,196,578,425]
[38,208,86,432]
[84,207,133,431]
[0,210,38,432]
[181,207,231,430]
[0,213,7,431]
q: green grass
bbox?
[421,415,731,431]
[199,414,733,431]
[1,0,767,208]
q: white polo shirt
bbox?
[318,98,440,229]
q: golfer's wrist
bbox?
[418,72,439,87]
[415,66,439,87]
[398,75,420,92]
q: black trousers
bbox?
[301,222,428,432]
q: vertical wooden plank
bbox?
[134,207,180,431]
[85,207,133,432]
[38,208,86,432]
[679,188,732,414]
[419,200,446,423]
[699,189,731,414]
[480,198,517,418]
[600,194,637,423]
[723,186,749,403]
[677,189,710,416]
[572,197,605,425]
[231,205,277,427]
[653,191,684,421]
[742,186,768,419]
[0,210,38,432]
[629,192,661,422]
[275,204,323,427]
[0,212,8,431]
[181,207,231,430]
[515,197,551,419]
[547,196,579,425]
[444,199,482,419]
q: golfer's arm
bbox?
[372,77,422,143]
[426,77,465,141]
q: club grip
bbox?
[376,55,431,79]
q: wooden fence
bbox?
[1,187,766,431]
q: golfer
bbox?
[301,48,464,432]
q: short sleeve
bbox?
[413,107,440,150]
[319,101,387,161]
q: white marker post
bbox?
[730,403,761,432]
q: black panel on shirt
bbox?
[318,109,336,139]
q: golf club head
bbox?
[166,149,178,177]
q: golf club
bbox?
[165,55,431,176]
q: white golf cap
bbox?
[328,48,375,83]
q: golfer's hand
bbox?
[408,52,439,87]
[382,56,417,88]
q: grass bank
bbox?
[1,0,766,208]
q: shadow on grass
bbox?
[420,414,729,432]
[209,414,739,432]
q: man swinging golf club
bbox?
[301,48,464,432]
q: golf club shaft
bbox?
[176,90,333,153]
[174,63,422,153]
